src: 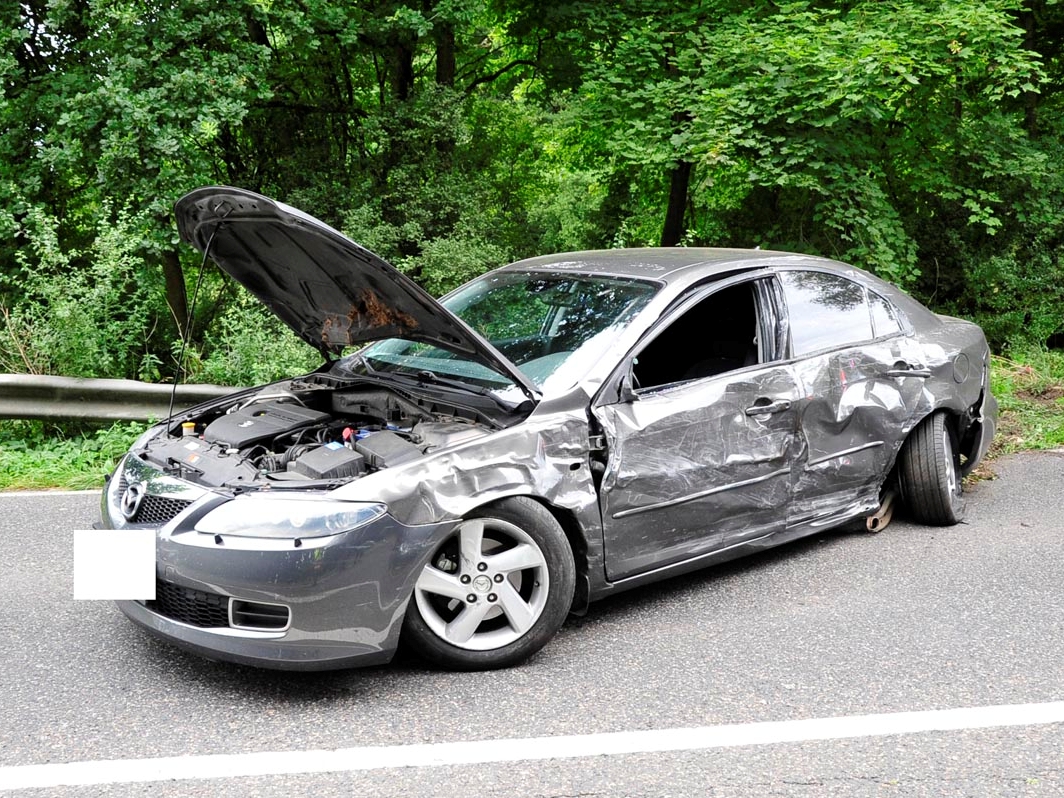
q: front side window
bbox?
[632,281,764,391]
[779,271,872,356]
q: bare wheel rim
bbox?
[413,517,550,651]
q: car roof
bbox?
[498,247,934,321]
[500,247,842,286]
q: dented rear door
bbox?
[778,269,927,527]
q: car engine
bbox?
[131,374,490,490]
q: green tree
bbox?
[2,1,274,339]
[4,0,1064,382]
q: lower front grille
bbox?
[144,580,292,632]
[146,579,229,628]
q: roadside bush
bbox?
[196,292,320,387]
[965,252,1064,350]
[396,234,511,297]
[990,350,1064,453]
[0,206,168,380]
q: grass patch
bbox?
[0,419,147,491]
[989,350,1064,454]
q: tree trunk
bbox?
[434,21,457,160]
[435,22,455,87]
[1020,0,1042,134]
[660,160,693,246]
[392,41,415,100]
[162,249,189,339]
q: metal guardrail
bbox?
[0,374,240,422]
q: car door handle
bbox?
[745,398,792,416]
[886,361,932,378]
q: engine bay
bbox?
[133,375,492,490]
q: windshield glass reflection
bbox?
[338,271,659,393]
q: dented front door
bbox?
[594,365,801,582]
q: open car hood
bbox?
[175,186,538,400]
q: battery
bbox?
[289,442,365,480]
[354,430,423,469]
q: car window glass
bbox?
[632,281,763,391]
[779,271,872,355]
[350,272,658,390]
[869,291,902,337]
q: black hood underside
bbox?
[175,186,538,400]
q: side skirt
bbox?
[587,502,876,602]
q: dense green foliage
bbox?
[3,0,1064,389]
[3,0,1064,489]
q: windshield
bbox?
[338,271,658,395]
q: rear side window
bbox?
[779,271,872,356]
[869,291,903,337]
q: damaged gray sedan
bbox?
[101,186,997,671]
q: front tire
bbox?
[403,497,576,670]
[898,412,965,525]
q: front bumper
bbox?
[102,458,453,671]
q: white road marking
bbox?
[1,701,1062,791]
[0,489,99,497]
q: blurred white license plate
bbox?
[73,529,156,600]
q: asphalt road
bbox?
[1,451,1062,797]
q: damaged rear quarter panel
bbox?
[789,335,937,523]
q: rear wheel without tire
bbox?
[402,497,576,671]
[898,412,965,525]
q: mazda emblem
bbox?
[120,482,147,521]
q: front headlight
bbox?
[195,496,387,539]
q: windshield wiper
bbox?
[356,352,378,374]
[337,351,377,376]
[408,369,495,396]
[383,368,523,408]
